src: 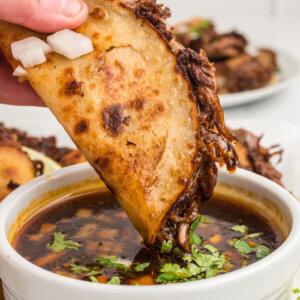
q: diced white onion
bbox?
[11,37,52,60]
[12,66,28,76]
[115,258,132,267]
[47,29,94,60]
[18,47,46,68]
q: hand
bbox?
[0,0,88,106]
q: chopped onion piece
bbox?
[12,66,28,76]
[11,37,52,60]
[18,47,46,68]
[47,29,94,60]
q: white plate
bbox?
[219,49,300,108]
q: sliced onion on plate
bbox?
[11,37,52,60]
[18,47,46,68]
[47,29,94,60]
[12,66,28,76]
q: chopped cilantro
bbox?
[87,269,102,276]
[293,288,300,294]
[135,262,150,272]
[201,216,214,224]
[155,263,201,283]
[183,245,228,273]
[206,268,219,278]
[189,216,203,246]
[172,247,184,258]
[70,263,89,274]
[204,244,218,255]
[90,276,99,283]
[107,277,121,285]
[161,240,173,253]
[230,239,271,259]
[47,232,80,252]
[188,19,211,38]
[231,225,247,234]
[255,245,270,258]
[231,239,254,254]
[242,232,262,240]
[156,273,181,283]
[190,233,202,246]
[96,256,130,271]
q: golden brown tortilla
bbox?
[0,0,237,245]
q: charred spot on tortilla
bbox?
[60,68,84,97]
[94,157,110,170]
[7,180,20,190]
[102,105,124,136]
[75,120,89,135]
[129,97,146,111]
[134,69,145,78]
[61,80,84,97]
[123,116,131,126]
[90,7,106,20]
[126,140,136,147]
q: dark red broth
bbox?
[13,190,283,285]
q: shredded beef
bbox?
[0,123,73,164]
[233,129,283,186]
[127,0,173,43]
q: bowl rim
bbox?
[0,163,299,294]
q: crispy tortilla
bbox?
[0,0,237,245]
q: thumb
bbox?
[0,0,88,33]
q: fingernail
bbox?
[61,0,82,17]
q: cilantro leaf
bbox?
[135,262,150,272]
[254,245,270,258]
[206,268,219,278]
[90,276,99,283]
[190,216,202,233]
[231,240,254,254]
[70,263,89,274]
[201,216,214,224]
[160,263,191,278]
[96,256,130,271]
[87,269,102,276]
[191,254,220,270]
[172,247,184,258]
[231,239,271,259]
[293,288,300,294]
[242,233,262,240]
[47,232,80,252]
[156,263,201,283]
[107,277,121,285]
[156,273,181,283]
[231,225,247,234]
[188,19,211,38]
[190,233,202,246]
[204,244,218,255]
[189,216,203,246]
[161,240,173,253]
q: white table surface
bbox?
[0,16,300,299]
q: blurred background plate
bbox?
[219,49,300,108]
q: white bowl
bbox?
[0,163,299,300]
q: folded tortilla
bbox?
[0,0,237,245]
